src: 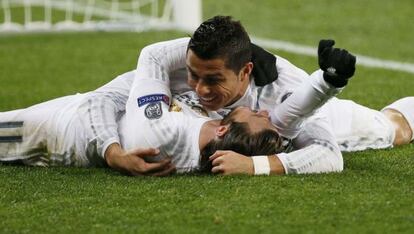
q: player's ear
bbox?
[239,62,253,82]
[216,124,230,137]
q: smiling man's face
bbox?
[186,49,251,111]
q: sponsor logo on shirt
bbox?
[145,102,163,119]
[137,94,170,107]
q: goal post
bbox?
[0,0,202,33]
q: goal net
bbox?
[0,0,202,33]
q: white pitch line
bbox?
[252,37,414,74]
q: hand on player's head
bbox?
[200,107,283,167]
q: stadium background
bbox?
[0,0,413,233]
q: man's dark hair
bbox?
[188,15,252,74]
[199,111,284,173]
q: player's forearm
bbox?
[250,155,285,175]
[276,144,343,174]
[78,93,122,158]
[269,155,286,175]
[78,72,132,158]
[210,151,285,176]
[271,70,341,139]
[251,152,342,175]
[104,143,123,166]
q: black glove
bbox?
[318,39,356,87]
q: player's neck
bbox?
[198,120,221,150]
[238,77,251,98]
[227,76,251,107]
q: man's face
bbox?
[228,107,276,133]
[186,49,251,111]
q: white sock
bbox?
[382,97,414,141]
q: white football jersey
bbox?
[119,77,209,173]
[80,38,344,158]
[133,37,343,139]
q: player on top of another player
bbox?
[0,71,341,175]
[90,16,357,175]
[0,70,412,175]
[130,16,355,138]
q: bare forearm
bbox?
[268,155,285,175]
[104,143,123,168]
[104,143,175,176]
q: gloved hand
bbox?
[318,39,356,87]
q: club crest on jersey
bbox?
[137,94,169,107]
[145,102,163,119]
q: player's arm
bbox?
[274,117,344,174]
[87,38,189,156]
[270,40,356,139]
[270,69,338,139]
[134,38,189,85]
[78,71,134,158]
[85,38,189,175]
[105,144,175,177]
[208,150,284,175]
[113,38,189,167]
[110,38,188,167]
[103,74,176,176]
[210,118,343,175]
[78,71,175,176]
[123,77,172,150]
[210,147,342,176]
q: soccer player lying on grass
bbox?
[124,75,413,175]
[0,71,412,175]
[0,70,347,175]
[94,16,358,175]
[121,15,411,174]
[107,71,413,175]
[0,72,329,175]
[207,96,414,174]
[1,32,355,175]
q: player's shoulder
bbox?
[275,55,303,73]
[144,37,190,50]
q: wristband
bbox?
[252,156,270,175]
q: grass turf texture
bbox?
[1,1,414,233]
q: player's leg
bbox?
[381,97,414,146]
[0,107,49,165]
[320,98,395,152]
[0,96,77,166]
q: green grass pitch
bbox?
[0,0,413,233]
